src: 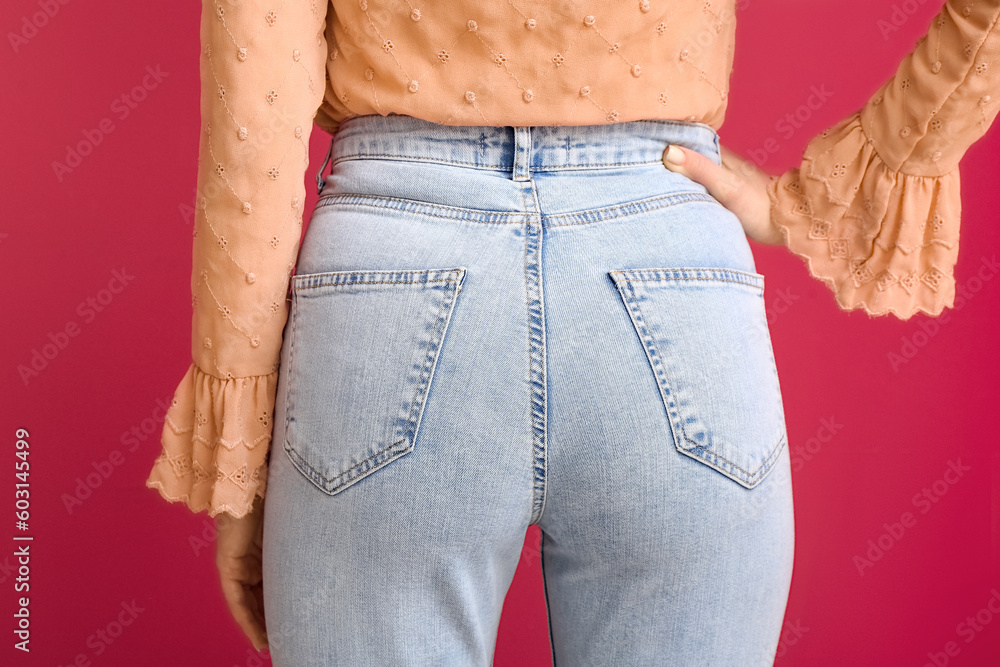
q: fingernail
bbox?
[664,145,685,165]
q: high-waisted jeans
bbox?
[261,113,795,666]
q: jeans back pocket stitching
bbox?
[399,271,464,451]
[610,268,786,489]
[281,268,466,495]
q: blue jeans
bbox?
[262,113,795,666]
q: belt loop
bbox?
[315,136,335,195]
[512,126,532,181]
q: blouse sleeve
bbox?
[145,0,331,518]
[767,0,1000,319]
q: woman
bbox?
[146,1,1000,663]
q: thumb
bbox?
[662,144,741,203]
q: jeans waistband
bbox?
[316,113,721,193]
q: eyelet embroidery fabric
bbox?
[147,0,999,519]
[146,0,328,519]
[313,0,736,131]
[769,0,1000,318]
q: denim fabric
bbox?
[262,112,795,666]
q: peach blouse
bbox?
[146,0,1000,519]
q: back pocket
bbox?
[282,267,467,495]
[608,267,786,489]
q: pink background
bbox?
[3,0,998,665]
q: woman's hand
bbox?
[216,496,268,652]
[662,143,785,246]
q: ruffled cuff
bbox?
[145,363,277,519]
[768,109,960,319]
